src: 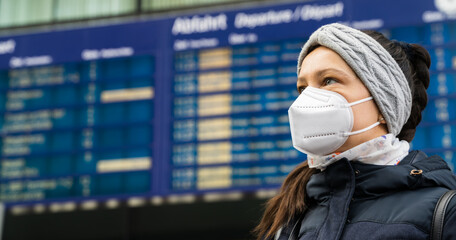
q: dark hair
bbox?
[363,30,431,142]
[253,30,431,240]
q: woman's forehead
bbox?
[298,47,357,79]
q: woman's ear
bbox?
[379,116,386,124]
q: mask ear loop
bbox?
[344,96,380,137]
[347,96,373,107]
[344,121,380,136]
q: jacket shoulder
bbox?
[443,192,456,240]
[350,187,450,233]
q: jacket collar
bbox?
[307,150,456,202]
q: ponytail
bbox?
[397,43,431,142]
[253,161,316,240]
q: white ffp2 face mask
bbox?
[288,86,380,156]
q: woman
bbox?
[254,23,456,240]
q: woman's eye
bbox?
[323,78,337,86]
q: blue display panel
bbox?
[171,42,306,193]
[0,56,155,202]
[0,0,455,208]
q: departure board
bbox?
[171,42,305,192]
[0,0,455,209]
[0,57,155,202]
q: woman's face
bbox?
[297,46,387,153]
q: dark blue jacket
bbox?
[277,151,456,240]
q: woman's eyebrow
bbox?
[315,68,351,79]
[298,68,351,84]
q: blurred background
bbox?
[0,0,455,239]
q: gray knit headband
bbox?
[297,23,412,136]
